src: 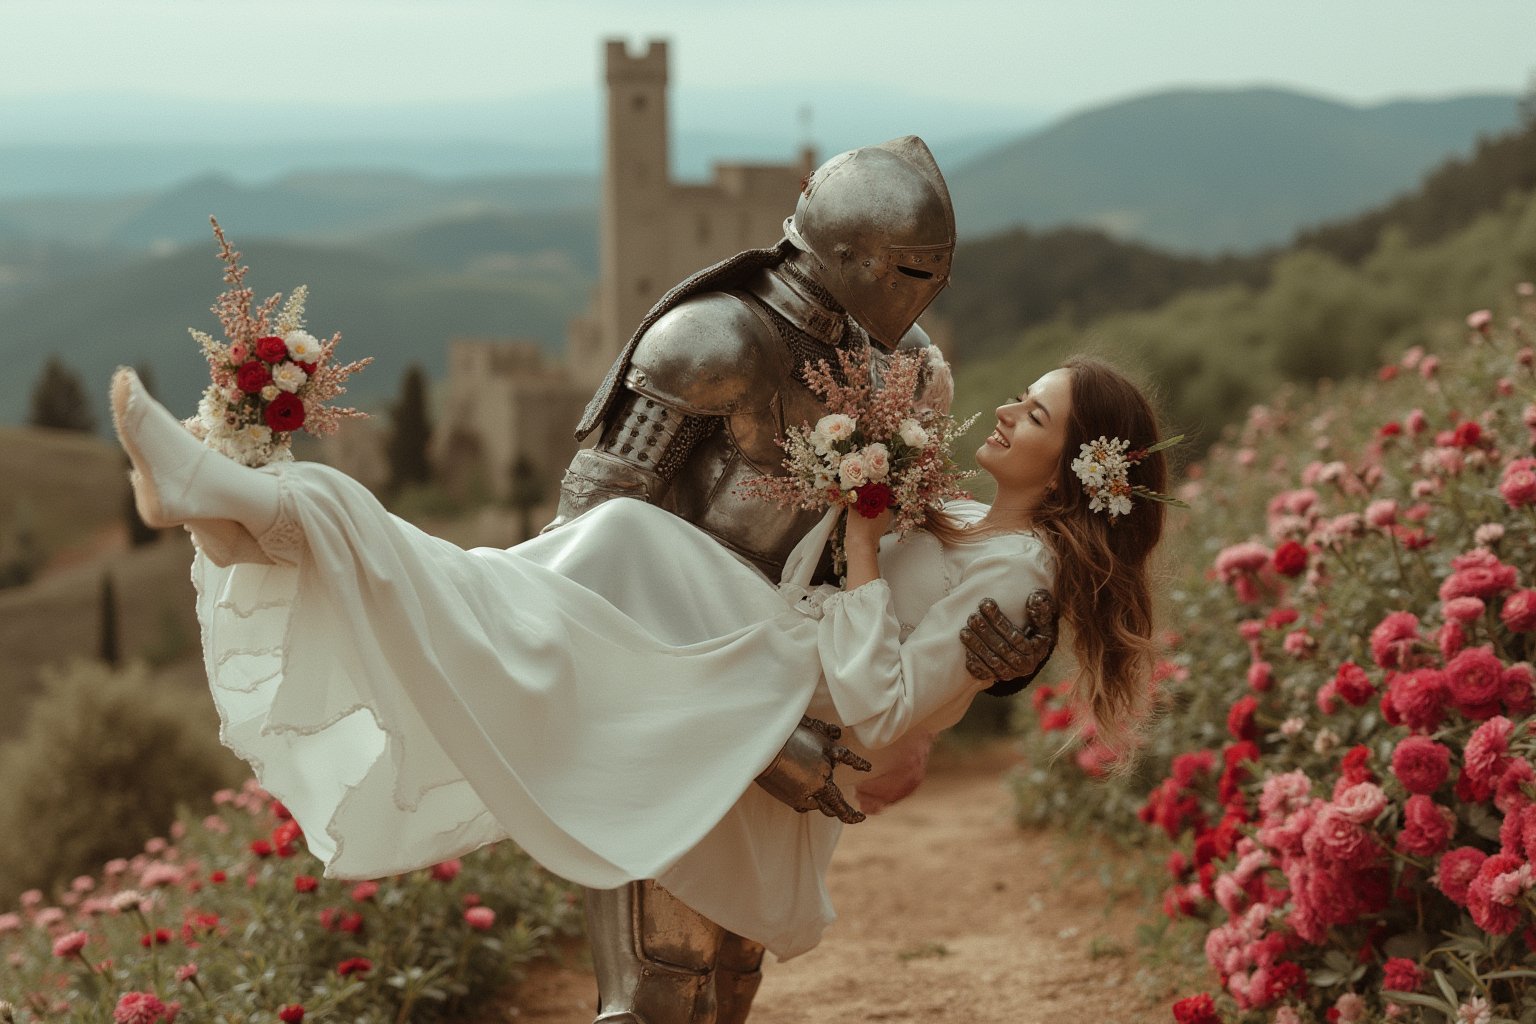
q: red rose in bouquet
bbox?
[854,482,894,519]
[255,335,290,363]
[264,392,307,433]
[236,360,273,394]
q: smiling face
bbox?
[976,367,1073,502]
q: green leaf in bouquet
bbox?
[1323,949,1356,974]
[1307,968,1344,987]
[1433,968,1461,1008]
[1381,988,1457,1015]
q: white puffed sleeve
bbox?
[815,534,1053,750]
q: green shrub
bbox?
[0,659,244,904]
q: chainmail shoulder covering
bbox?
[574,240,795,441]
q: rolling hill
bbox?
[949,88,1520,252]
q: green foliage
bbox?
[954,188,1536,453]
[0,660,243,904]
[27,356,95,432]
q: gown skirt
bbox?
[193,461,847,958]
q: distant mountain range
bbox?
[950,88,1522,252]
[0,84,1523,426]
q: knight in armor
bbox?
[549,137,1058,1024]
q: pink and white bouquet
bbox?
[186,218,371,467]
[738,343,977,566]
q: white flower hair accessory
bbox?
[1070,434,1188,523]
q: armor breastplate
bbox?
[661,270,868,580]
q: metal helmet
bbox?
[783,135,955,349]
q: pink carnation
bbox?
[113,992,174,1024]
[1435,846,1487,906]
[1442,596,1486,622]
[1392,735,1452,794]
[1464,716,1515,789]
[1445,646,1507,720]
[1247,660,1274,692]
[1501,458,1536,508]
[51,930,89,957]
[1259,771,1314,823]
[1334,782,1387,824]
[1382,956,1424,992]
[1502,590,1536,632]
[1364,499,1398,527]
[1503,663,1535,716]
[1370,611,1421,669]
[1396,795,1455,857]
[1467,851,1528,934]
[1384,668,1448,731]
[1439,551,1519,603]
[1304,806,1377,868]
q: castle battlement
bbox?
[605,38,668,85]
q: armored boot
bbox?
[586,881,728,1024]
[712,931,765,1024]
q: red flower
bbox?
[1340,744,1375,785]
[1468,851,1525,934]
[430,859,462,882]
[293,876,318,894]
[139,928,172,947]
[853,482,894,519]
[1226,695,1257,741]
[236,360,272,394]
[1391,735,1450,794]
[1382,957,1425,993]
[255,336,289,363]
[337,956,373,976]
[1332,662,1375,707]
[464,906,496,931]
[52,930,89,957]
[263,392,306,433]
[1272,540,1308,577]
[1396,795,1455,857]
[1171,992,1221,1024]
[248,839,273,858]
[350,881,379,903]
[1451,420,1483,448]
[1445,646,1506,720]
[1383,668,1448,731]
[278,1008,305,1024]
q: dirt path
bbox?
[502,744,1185,1024]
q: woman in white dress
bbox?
[108,356,1167,959]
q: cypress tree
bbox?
[99,571,120,667]
[386,364,433,494]
[28,356,96,432]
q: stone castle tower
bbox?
[432,38,817,505]
[567,38,816,387]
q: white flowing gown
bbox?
[193,461,1052,958]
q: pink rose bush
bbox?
[0,780,581,1021]
[1011,295,1536,1021]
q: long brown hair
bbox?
[928,356,1166,757]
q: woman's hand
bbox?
[841,504,892,590]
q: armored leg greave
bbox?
[585,882,765,1024]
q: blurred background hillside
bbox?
[4,0,1536,904]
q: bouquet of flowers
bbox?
[738,343,978,571]
[186,217,371,467]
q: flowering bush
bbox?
[0,779,580,1021]
[1011,286,1536,1022]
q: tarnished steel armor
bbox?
[549,137,1049,1024]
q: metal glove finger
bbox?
[828,744,872,774]
[964,649,994,682]
[958,629,1007,684]
[799,715,842,742]
[1023,590,1059,642]
[978,598,1048,677]
[965,602,1022,675]
[812,781,866,824]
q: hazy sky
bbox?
[5,0,1535,120]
